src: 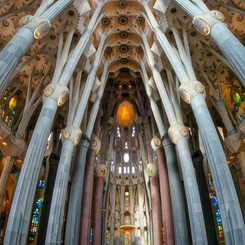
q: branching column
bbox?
[142,1,245,243]
[136,166,145,245]
[92,166,105,245]
[109,174,117,245]
[147,164,163,245]
[162,134,189,244]
[64,136,90,245]
[4,5,104,244]
[141,30,207,244]
[37,153,59,245]
[0,0,73,93]
[79,135,101,245]
[192,151,218,244]
[151,136,174,245]
[173,0,245,86]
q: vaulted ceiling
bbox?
[0,0,245,131]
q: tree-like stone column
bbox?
[147,163,163,245]
[151,135,174,245]
[139,62,189,243]
[37,153,59,245]
[92,164,106,245]
[0,0,73,94]
[79,135,101,245]
[162,134,190,244]
[142,1,245,242]
[65,63,108,245]
[173,0,245,86]
[141,29,207,244]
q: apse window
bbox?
[124,153,129,162]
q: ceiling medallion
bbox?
[137,17,145,24]
[102,18,110,25]
[118,1,127,8]
[105,46,112,53]
[120,31,128,39]
[136,46,143,52]
[118,16,128,25]
[50,34,56,40]
[2,20,9,27]
[121,58,128,64]
[120,45,128,53]
[68,10,74,16]
[171,8,177,13]
[237,14,243,21]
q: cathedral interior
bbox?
[1,0,245,244]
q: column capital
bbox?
[193,10,226,36]
[89,134,101,153]
[43,83,69,106]
[94,163,107,178]
[61,125,82,146]
[147,162,158,177]
[168,123,189,144]
[19,15,51,39]
[179,80,206,104]
[151,134,162,151]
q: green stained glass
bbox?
[234,93,241,105]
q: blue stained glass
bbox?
[211,196,218,206]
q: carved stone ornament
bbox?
[34,20,51,39]
[193,17,210,36]
[19,15,33,27]
[210,10,225,22]
[168,123,189,144]
[147,162,158,177]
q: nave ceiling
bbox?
[0,0,245,146]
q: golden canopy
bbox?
[116,101,135,127]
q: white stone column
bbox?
[109,168,117,245]
[173,0,245,86]
[4,96,59,245]
[0,0,73,94]
[191,94,245,244]
[136,176,145,245]
[46,40,106,245]
[142,2,245,242]
[142,31,207,243]
[65,63,108,245]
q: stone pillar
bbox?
[190,90,245,244]
[64,135,90,245]
[192,150,218,244]
[0,156,14,214]
[79,135,100,245]
[109,178,117,245]
[45,124,82,245]
[151,136,174,245]
[162,134,189,244]
[137,179,145,245]
[4,95,61,245]
[119,180,125,244]
[37,153,59,245]
[92,164,106,245]
[0,0,73,93]
[147,163,163,245]
[168,122,207,244]
[173,0,245,86]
